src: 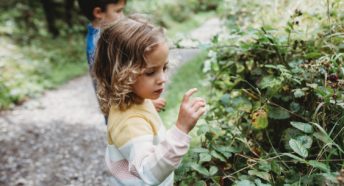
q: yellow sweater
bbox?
[105,99,191,186]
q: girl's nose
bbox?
[157,72,166,84]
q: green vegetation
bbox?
[0,1,88,109]
[160,51,209,129]
[126,0,219,39]
[0,36,86,109]
[3,0,343,184]
[0,0,216,110]
[175,0,344,185]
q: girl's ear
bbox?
[93,7,104,19]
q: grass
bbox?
[48,61,87,86]
[160,51,210,145]
[0,36,87,109]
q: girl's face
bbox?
[133,43,169,100]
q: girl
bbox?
[93,15,206,185]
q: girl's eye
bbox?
[145,71,155,76]
[163,65,169,71]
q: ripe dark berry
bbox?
[328,74,338,82]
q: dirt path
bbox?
[0,18,222,186]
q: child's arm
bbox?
[112,118,191,185]
[112,88,205,185]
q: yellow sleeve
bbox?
[111,116,155,148]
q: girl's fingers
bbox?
[159,103,166,109]
[195,107,206,118]
[182,88,198,103]
[156,102,165,107]
[158,99,166,105]
[155,101,165,105]
[153,98,165,104]
[191,101,206,112]
[190,97,205,108]
[153,98,166,110]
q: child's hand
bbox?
[176,88,206,134]
[152,98,166,112]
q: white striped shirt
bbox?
[105,99,191,185]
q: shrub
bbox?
[176,6,344,186]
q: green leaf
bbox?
[306,83,318,89]
[210,150,227,162]
[254,179,272,186]
[236,63,245,73]
[296,135,313,149]
[313,132,332,144]
[307,160,330,172]
[290,102,300,112]
[290,122,314,133]
[283,153,307,163]
[314,86,333,101]
[199,153,212,163]
[196,124,209,136]
[220,94,231,106]
[215,146,233,158]
[215,146,241,153]
[258,160,271,172]
[209,166,218,176]
[289,139,308,158]
[293,88,305,98]
[231,97,252,112]
[259,75,282,89]
[285,27,291,34]
[252,109,268,129]
[310,122,335,147]
[194,180,207,186]
[282,128,303,150]
[192,148,209,153]
[235,180,255,186]
[248,169,271,181]
[191,163,209,176]
[268,105,290,119]
[304,52,322,59]
[320,173,338,183]
[271,161,282,175]
[225,107,235,113]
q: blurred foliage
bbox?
[0,0,87,41]
[126,0,220,30]
[0,0,88,110]
[0,0,216,110]
[0,37,87,109]
[175,0,344,185]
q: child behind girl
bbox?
[93,15,206,185]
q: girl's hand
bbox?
[152,98,166,112]
[176,88,206,134]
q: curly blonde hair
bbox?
[93,15,166,115]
